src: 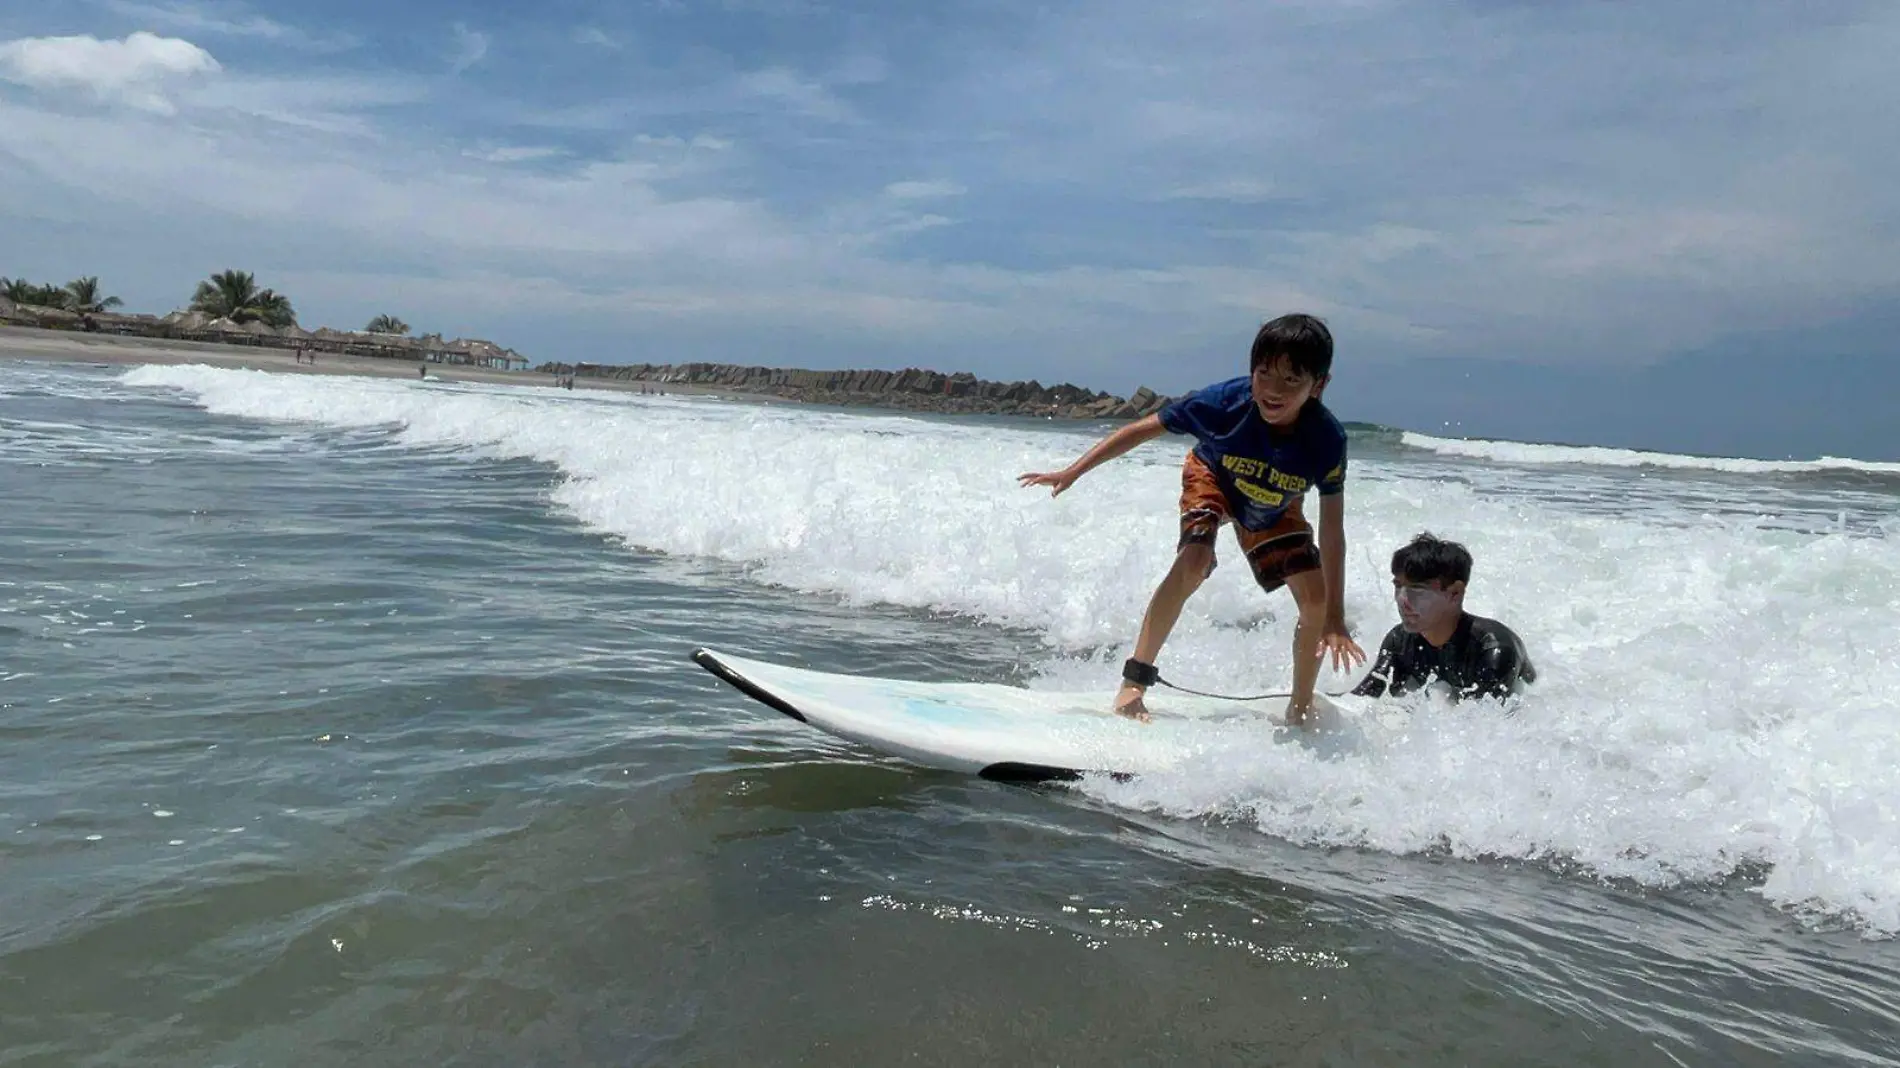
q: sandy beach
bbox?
[0,325,747,401]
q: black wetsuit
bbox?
[1351,614,1537,702]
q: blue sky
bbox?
[1,0,1896,459]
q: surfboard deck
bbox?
[691,647,1350,783]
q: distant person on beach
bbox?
[1019,313,1364,726]
[1351,533,1537,702]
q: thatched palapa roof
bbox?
[161,310,211,331]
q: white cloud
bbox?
[449,23,488,74]
[904,0,1900,366]
[884,180,965,201]
[464,144,566,163]
[739,66,853,122]
[84,0,357,51]
[0,96,801,265]
[2,0,1898,395]
[96,0,288,39]
[573,27,619,49]
[626,133,735,156]
[181,71,429,135]
[1162,178,1276,202]
[0,31,219,114]
[0,82,1222,376]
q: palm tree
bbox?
[249,289,296,328]
[189,269,297,328]
[2,277,70,308]
[365,314,410,335]
[63,277,123,314]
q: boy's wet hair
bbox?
[1249,313,1334,379]
[1391,532,1473,586]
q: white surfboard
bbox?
[691,647,1355,782]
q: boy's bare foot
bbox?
[1114,683,1152,723]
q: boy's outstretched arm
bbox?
[1018,414,1168,496]
[1316,492,1365,672]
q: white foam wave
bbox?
[1,357,156,403]
[1402,431,1900,475]
[123,363,1900,936]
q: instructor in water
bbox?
[1352,533,1536,702]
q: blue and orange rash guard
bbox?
[1156,378,1348,531]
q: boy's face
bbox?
[1393,576,1465,632]
[1250,356,1325,427]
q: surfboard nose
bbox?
[691,647,810,723]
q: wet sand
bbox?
[0,326,748,401]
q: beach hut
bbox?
[410,332,442,363]
[377,333,422,358]
[462,338,522,370]
[441,338,478,366]
[23,306,82,329]
[161,309,208,332]
[276,322,314,361]
[309,326,356,355]
[90,312,150,336]
[205,318,257,346]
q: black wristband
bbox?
[1122,657,1159,687]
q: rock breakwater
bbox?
[540,360,1176,419]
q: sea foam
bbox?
[1403,431,1900,475]
[121,364,1900,935]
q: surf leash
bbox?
[1127,657,1355,702]
[1153,675,1286,701]
[1157,676,1359,701]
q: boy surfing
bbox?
[1019,313,1364,725]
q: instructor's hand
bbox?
[1017,466,1081,497]
[1316,627,1366,673]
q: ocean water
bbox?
[3,354,1898,1067]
